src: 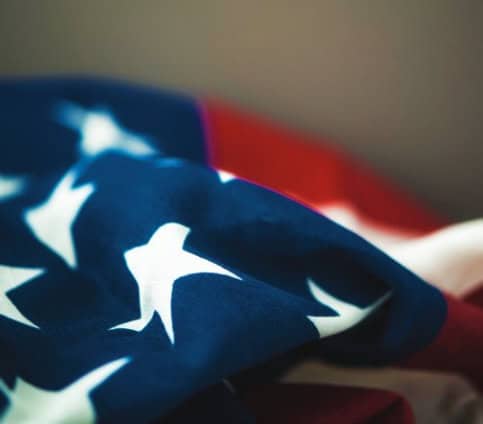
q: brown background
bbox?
[1,1,482,219]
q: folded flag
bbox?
[0,77,481,423]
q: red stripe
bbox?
[202,99,445,233]
[404,294,483,390]
[242,383,414,424]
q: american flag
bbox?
[0,77,481,423]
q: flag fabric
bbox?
[0,77,481,423]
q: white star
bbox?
[111,223,241,344]
[0,357,129,424]
[306,278,390,338]
[24,168,95,268]
[55,101,157,158]
[0,265,44,328]
[217,170,236,183]
[0,174,26,203]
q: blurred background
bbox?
[0,1,482,219]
